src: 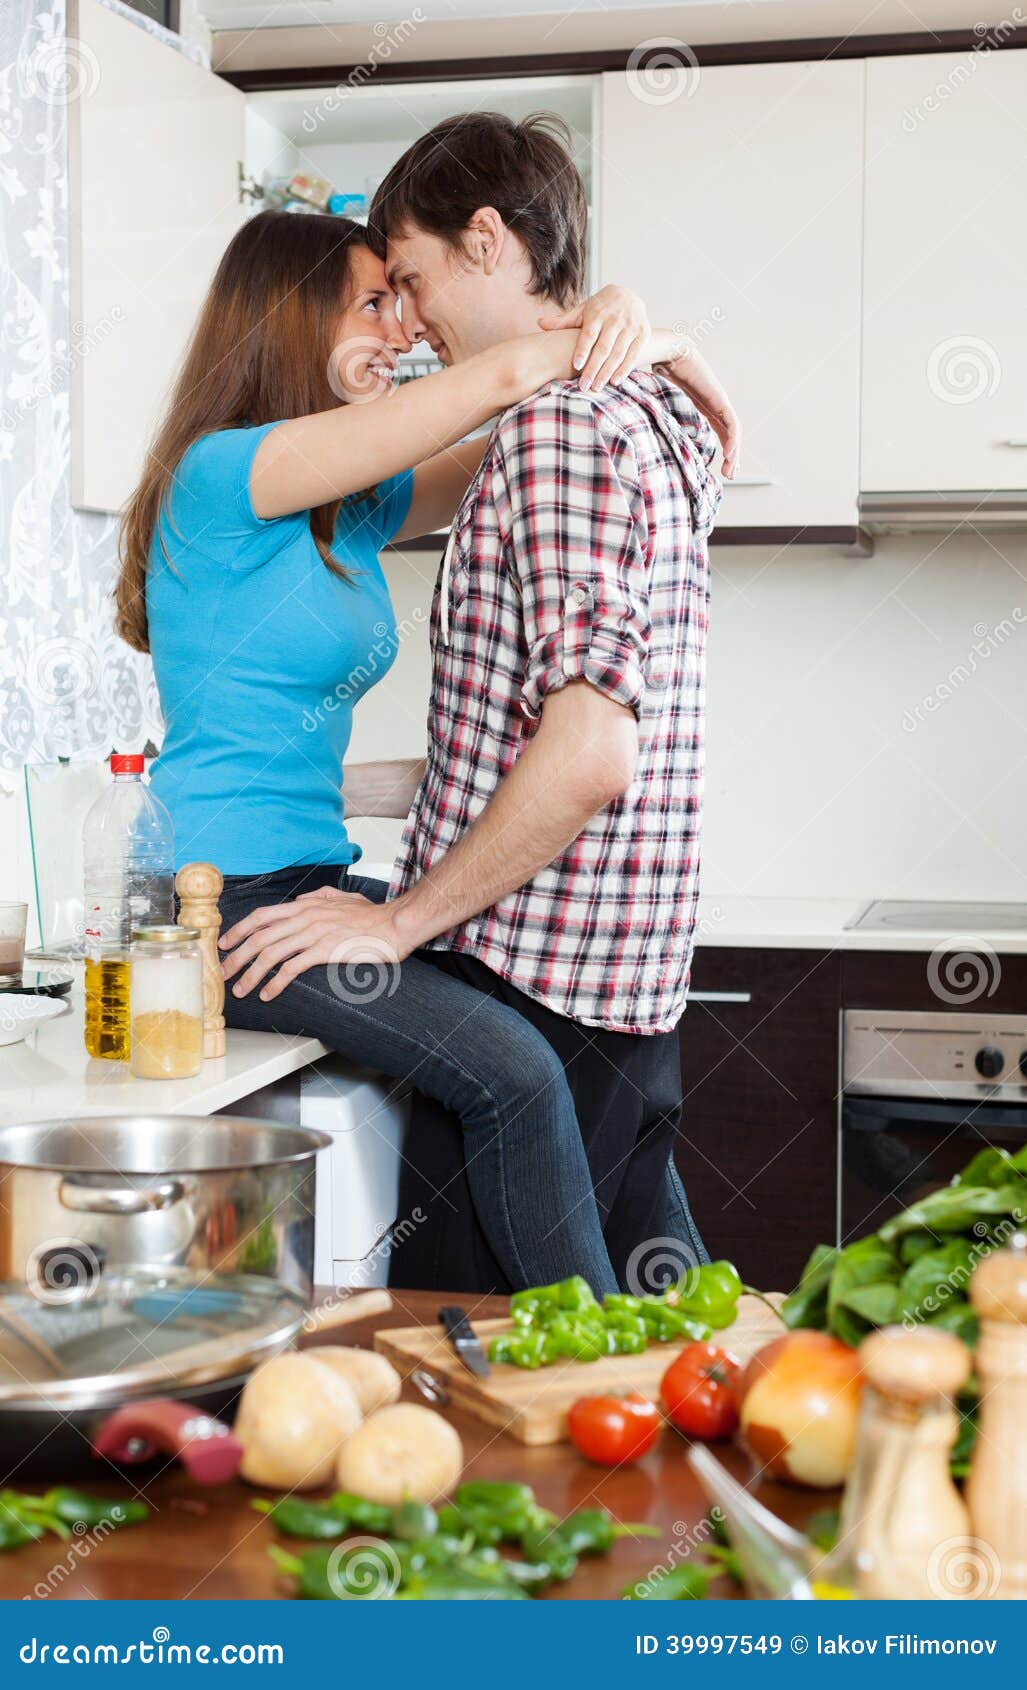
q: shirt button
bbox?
[568,586,588,609]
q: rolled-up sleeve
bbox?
[492,389,652,723]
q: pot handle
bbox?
[59,1176,187,1215]
[92,1399,243,1485]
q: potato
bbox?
[305,1346,401,1416]
[336,1403,463,1505]
[235,1351,362,1490]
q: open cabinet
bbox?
[67,0,597,514]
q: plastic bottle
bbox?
[83,753,175,1060]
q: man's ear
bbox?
[465,207,506,275]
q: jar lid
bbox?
[131,926,200,945]
[110,753,144,774]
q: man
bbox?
[367,111,723,1288]
[229,113,727,1291]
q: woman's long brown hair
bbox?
[116,210,369,653]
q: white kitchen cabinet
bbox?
[862,49,1027,494]
[66,6,595,515]
[598,60,865,531]
[68,0,248,513]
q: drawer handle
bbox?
[1003,439,1027,448]
[726,477,775,487]
[690,990,753,1004]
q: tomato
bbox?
[660,1341,742,1440]
[567,1390,662,1465]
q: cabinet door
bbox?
[676,948,841,1289]
[68,0,247,512]
[862,49,1027,492]
[598,60,863,529]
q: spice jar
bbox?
[129,926,203,1080]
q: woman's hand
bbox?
[219,886,409,1002]
[651,332,742,479]
[539,285,649,391]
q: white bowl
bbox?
[0,993,68,1048]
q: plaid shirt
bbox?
[390,372,721,1034]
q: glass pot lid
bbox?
[0,1265,306,1412]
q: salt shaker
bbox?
[966,1243,1027,1598]
[825,1325,972,1599]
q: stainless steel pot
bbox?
[0,1117,331,1300]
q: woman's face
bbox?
[328,244,412,403]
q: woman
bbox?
[117,209,736,1295]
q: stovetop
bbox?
[846,899,1027,933]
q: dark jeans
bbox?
[390,949,709,1295]
[217,864,619,1294]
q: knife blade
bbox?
[437,1305,490,1378]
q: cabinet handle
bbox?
[690,990,753,1004]
[1003,440,1027,448]
[726,477,776,487]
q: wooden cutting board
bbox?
[375,1294,783,1445]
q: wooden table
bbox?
[0,1289,828,1601]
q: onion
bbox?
[738,1331,862,1489]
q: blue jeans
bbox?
[217,863,620,1295]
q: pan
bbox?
[0,1266,390,1486]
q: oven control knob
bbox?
[975,1046,1004,1080]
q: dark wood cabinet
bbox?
[675,947,841,1292]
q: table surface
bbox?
[0,1288,826,1602]
[0,983,327,1125]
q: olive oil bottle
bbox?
[84,952,132,1060]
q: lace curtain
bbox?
[0,0,204,790]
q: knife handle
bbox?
[438,1305,474,1342]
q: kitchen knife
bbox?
[437,1305,490,1379]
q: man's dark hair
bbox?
[367,111,587,308]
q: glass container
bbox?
[129,926,203,1080]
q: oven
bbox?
[840,1008,1027,1242]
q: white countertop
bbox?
[696,897,1027,953]
[0,989,328,1126]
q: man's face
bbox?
[385,219,510,365]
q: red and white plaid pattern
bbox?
[390,372,721,1033]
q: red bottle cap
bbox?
[110,753,144,774]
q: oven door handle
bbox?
[844,1095,1027,1134]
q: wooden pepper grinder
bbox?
[966,1242,1027,1599]
[826,1325,972,1599]
[176,862,226,1059]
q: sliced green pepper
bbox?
[43,1490,149,1531]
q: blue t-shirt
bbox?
[146,423,413,874]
